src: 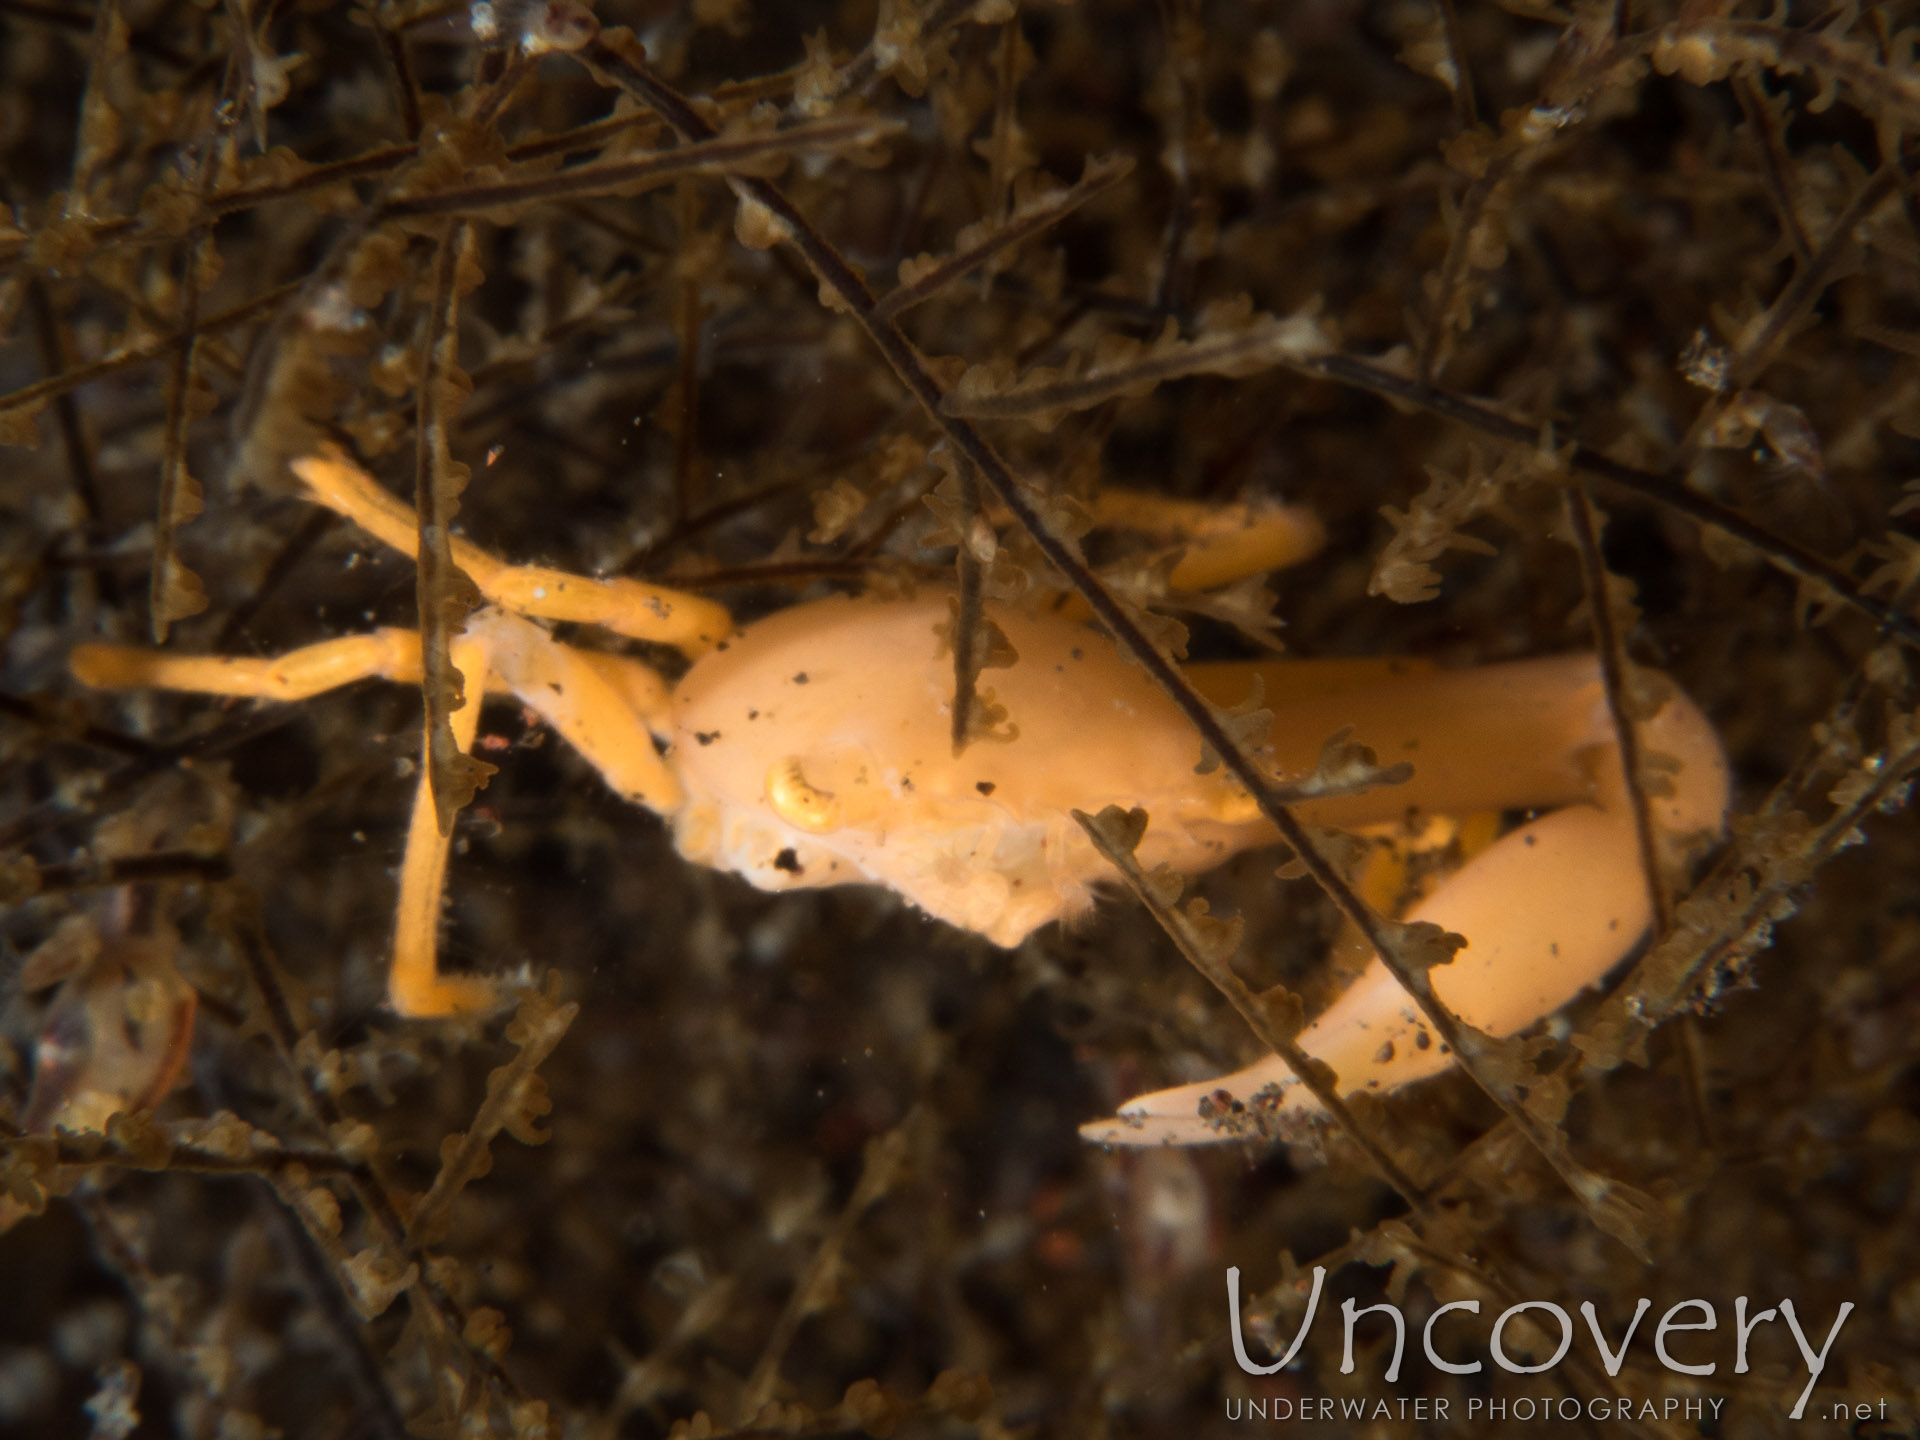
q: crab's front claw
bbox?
[1082,667,1732,1149]
[1081,1063,1297,1148]
[1082,804,1672,1147]
[1081,963,1426,1147]
[23,935,198,1135]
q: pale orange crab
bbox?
[66,449,1728,1146]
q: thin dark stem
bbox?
[414,219,487,834]
[0,691,155,759]
[214,506,337,650]
[27,848,231,892]
[673,183,706,523]
[950,462,986,754]
[378,19,424,140]
[1565,488,1672,936]
[384,117,896,220]
[1565,486,1713,1149]
[248,1182,412,1440]
[624,477,803,575]
[873,156,1133,321]
[150,156,219,642]
[10,1131,363,1176]
[25,278,117,606]
[1151,0,1196,315]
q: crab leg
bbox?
[389,630,497,1016]
[73,619,678,801]
[1086,488,1328,591]
[71,629,424,698]
[72,611,680,1016]
[290,449,732,655]
[76,625,508,1017]
[1083,654,1729,1146]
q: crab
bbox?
[66,450,1728,1146]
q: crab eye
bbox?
[766,757,841,833]
[764,746,888,834]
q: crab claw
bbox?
[1081,661,1731,1147]
[23,935,197,1134]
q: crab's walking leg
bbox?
[71,630,425,698]
[1084,655,1730,1146]
[72,614,682,1016]
[73,625,485,1016]
[391,630,497,1017]
[392,615,684,1014]
[291,449,733,654]
[1087,488,1328,591]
